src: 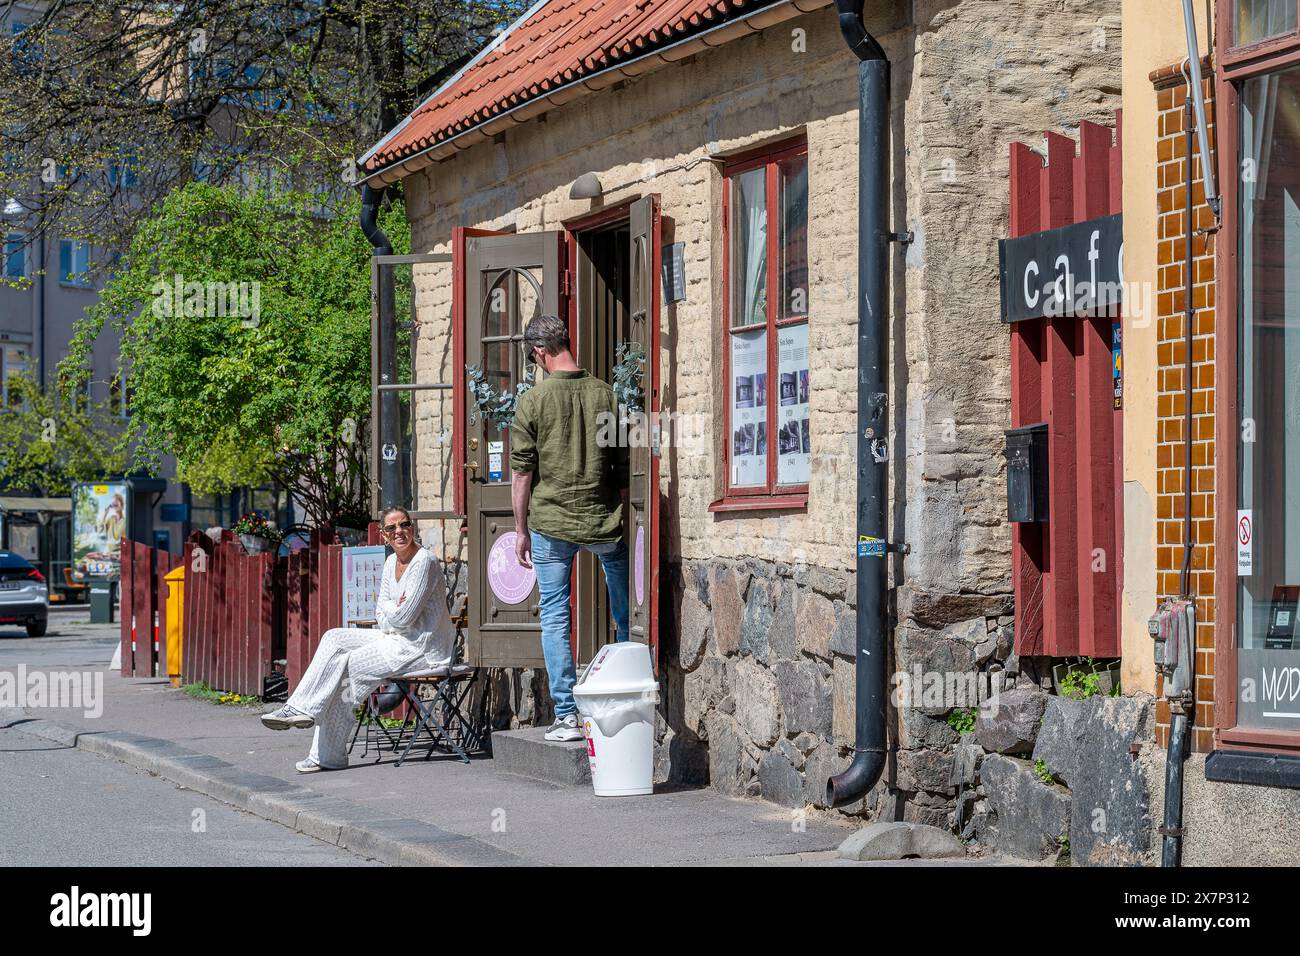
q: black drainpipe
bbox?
[360,183,403,511]
[827,0,892,807]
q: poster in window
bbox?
[730,330,767,486]
[777,323,810,485]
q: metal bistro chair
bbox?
[348,603,486,767]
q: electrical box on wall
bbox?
[1005,423,1048,523]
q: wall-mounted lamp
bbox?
[569,173,603,200]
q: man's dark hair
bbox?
[523,314,571,356]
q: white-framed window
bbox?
[58,239,92,287]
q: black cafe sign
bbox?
[998,212,1123,323]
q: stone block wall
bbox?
[392,0,1124,841]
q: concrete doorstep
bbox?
[0,708,528,867]
[491,727,591,786]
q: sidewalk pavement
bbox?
[5,667,893,866]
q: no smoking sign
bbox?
[1238,509,1253,576]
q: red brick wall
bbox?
[1151,64,1217,753]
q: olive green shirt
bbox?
[510,369,628,545]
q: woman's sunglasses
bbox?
[382,519,413,535]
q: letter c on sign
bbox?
[1023,260,1040,311]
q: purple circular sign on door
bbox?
[488,532,535,606]
[634,526,645,606]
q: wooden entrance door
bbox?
[463,231,565,667]
[627,195,662,666]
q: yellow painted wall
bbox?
[1120,0,1212,694]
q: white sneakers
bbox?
[544,714,584,742]
[260,705,315,730]
[294,758,344,774]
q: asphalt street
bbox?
[1,611,381,866]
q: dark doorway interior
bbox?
[573,220,630,664]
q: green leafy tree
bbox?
[0,372,127,496]
[0,0,525,255]
[60,181,409,525]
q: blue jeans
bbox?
[531,530,630,718]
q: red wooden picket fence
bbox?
[181,531,286,697]
[1009,117,1123,658]
[119,525,386,698]
[286,528,339,691]
[119,540,184,678]
[284,525,387,692]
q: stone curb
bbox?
[3,708,535,868]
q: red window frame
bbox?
[1222,0,1300,74]
[1214,1,1300,754]
[712,137,810,513]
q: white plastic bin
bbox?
[573,642,659,796]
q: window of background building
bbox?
[109,373,132,419]
[719,139,809,507]
[58,239,92,286]
[4,232,24,279]
[1,345,29,406]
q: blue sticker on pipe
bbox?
[858,535,886,558]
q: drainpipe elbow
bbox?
[360,183,392,254]
[826,748,885,807]
[835,0,886,61]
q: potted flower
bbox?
[330,501,372,546]
[232,513,282,554]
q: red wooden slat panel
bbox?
[134,543,152,677]
[155,552,167,680]
[1074,122,1117,658]
[259,555,273,696]
[190,536,210,687]
[286,549,305,692]
[236,542,249,694]
[146,547,160,678]
[191,535,212,687]
[213,538,224,690]
[1011,141,1046,656]
[238,549,251,695]
[1010,117,1124,659]
[223,536,237,692]
[1040,132,1080,659]
[118,541,132,676]
[181,541,195,685]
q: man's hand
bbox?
[515,531,533,570]
[511,469,534,569]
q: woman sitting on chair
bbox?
[261,505,456,773]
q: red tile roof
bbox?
[362,0,820,181]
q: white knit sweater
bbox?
[375,548,456,669]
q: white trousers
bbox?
[286,627,430,767]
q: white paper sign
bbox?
[1238,509,1253,577]
[342,545,388,626]
[776,323,810,485]
[730,329,767,487]
[488,440,503,481]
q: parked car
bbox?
[0,551,49,637]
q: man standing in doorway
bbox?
[511,313,630,742]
